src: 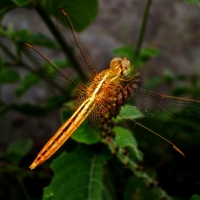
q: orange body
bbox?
[29,64,130,169]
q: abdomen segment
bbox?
[29,98,95,170]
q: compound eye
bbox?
[110,57,122,64]
[122,59,131,76]
[110,57,122,69]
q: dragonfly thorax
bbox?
[110,57,131,77]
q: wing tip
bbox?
[173,145,185,156]
[60,8,67,16]
[24,42,33,48]
[20,42,33,51]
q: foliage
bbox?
[43,146,110,200]
[185,0,200,6]
[113,44,160,67]
[0,139,34,200]
[190,195,200,200]
[0,0,200,200]
[42,0,98,32]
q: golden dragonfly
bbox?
[22,9,200,170]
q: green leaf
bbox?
[0,23,14,38]
[61,109,100,144]
[190,194,200,200]
[114,126,143,161]
[28,33,60,50]
[112,44,135,61]
[12,29,59,50]
[14,29,31,41]
[113,105,144,161]
[0,1,16,20]
[0,57,5,69]
[12,0,30,6]
[3,28,58,50]
[137,47,160,66]
[15,73,40,97]
[6,139,33,165]
[101,187,112,200]
[145,77,164,90]
[41,0,98,31]
[185,0,200,6]
[116,104,144,123]
[0,68,20,83]
[140,48,160,59]
[43,146,109,200]
[72,119,100,144]
[113,45,160,67]
[53,58,70,69]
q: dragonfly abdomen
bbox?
[29,70,111,169]
[29,98,95,169]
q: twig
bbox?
[0,40,16,60]
[35,6,85,80]
[0,40,35,72]
[134,0,153,61]
[17,175,31,200]
[104,137,172,200]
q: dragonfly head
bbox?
[110,57,131,77]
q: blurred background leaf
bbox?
[185,0,200,6]
[12,0,30,7]
[190,194,200,200]
[0,1,16,20]
[6,139,33,166]
[0,68,20,83]
[41,0,98,32]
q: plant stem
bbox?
[104,137,173,200]
[35,6,86,80]
[0,40,34,72]
[134,0,153,61]
[17,175,31,200]
[0,40,16,60]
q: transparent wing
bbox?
[21,42,87,101]
[122,87,200,162]
[55,8,98,83]
[119,117,184,164]
[133,87,200,121]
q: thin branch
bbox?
[103,137,173,200]
[134,0,153,61]
[35,6,85,80]
[0,40,35,72]
[0,40,16,60]
[17,175,31,200]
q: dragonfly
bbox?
[22,9,200,170]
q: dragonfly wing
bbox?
[55,9,98,83]
[118,116,184,164]
[21,43,86,102]
[122,87,200,162]
[133,87,200,122]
